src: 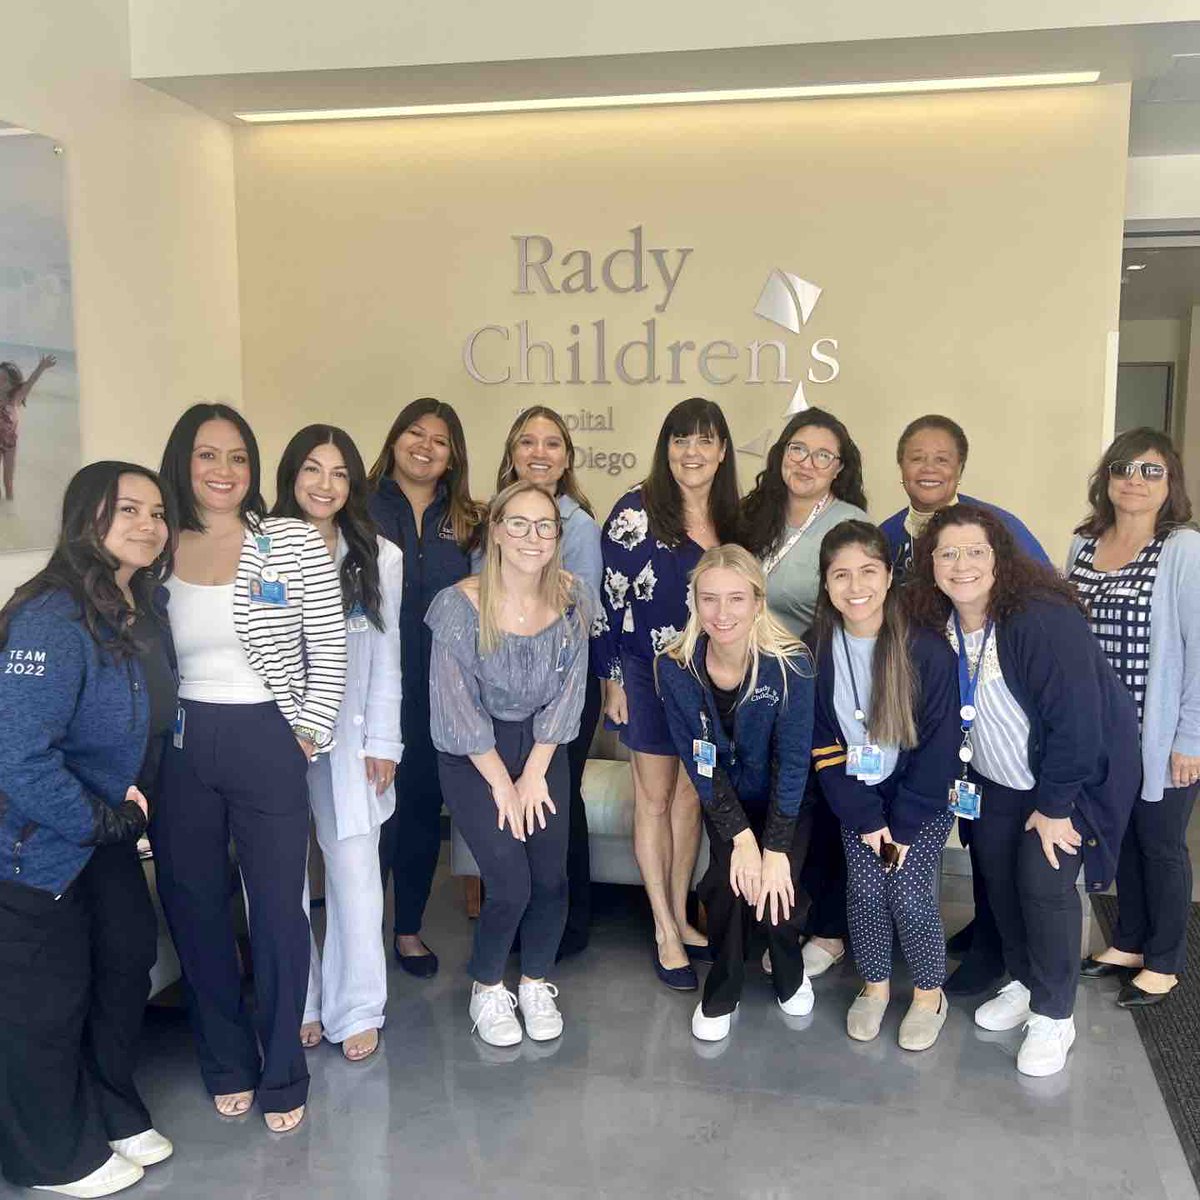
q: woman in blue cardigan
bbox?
[657,545,815,1042]
[906,504,1139,1078]
[810,520,961,1049]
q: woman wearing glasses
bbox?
[427,482,589,1046]
[740,410,868,982]
[1068,430,1200,1008]
[906,504,1138,1076]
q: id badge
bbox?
[346,603,369,634]
[693,738,717,779]
[949,778,982,820]
[249,575,288,606]
[847,743,884,782]
[172,705,186,750]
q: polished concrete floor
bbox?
[4,857,1197,1200]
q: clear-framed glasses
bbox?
[933,543,995,565]
[1108,459,1167,482]
[498,515,560,540]
[785,441,841,470]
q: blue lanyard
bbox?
[953,613,993,731]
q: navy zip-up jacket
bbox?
[0,589,169,894]
[369,477,472,737]
[657,639,814,853]
[811,626,960,846]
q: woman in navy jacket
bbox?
[906,503,1139,1078]
[368,397,484,977]
[0,462,177,1197]
[810,520,960,1049]
[657,544,815,1042]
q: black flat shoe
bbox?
[1081,956,1136,979]
[943,954,1005,997]
[394,938,439,978]
[556,932,590,962]
[1117,980,1174,1009]
[684,942,715,964]
[653,952,698,992]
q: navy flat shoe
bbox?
[654,952,698,991]
[684,942,715,964]
[394,938,439,979]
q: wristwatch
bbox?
[292,724,331,750]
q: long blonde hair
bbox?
[495,406,595,518]
[477,480,577,655]
[662,544,811,700]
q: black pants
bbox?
[799,784,849,940]
[961,831,1004,964]
[380,709,444,938]
[967,770,1082,1019]
[699,812,807,1018]
[1112,784,1199,975]
[0,843,157,1188]
[439,718,569,983]
[561,673,601,954]
[152,700,311,1113]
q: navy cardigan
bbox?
[811,626,961,846]
[657,639,814,852]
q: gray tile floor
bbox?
[4,845,1197,1200]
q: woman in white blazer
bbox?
[273,425,403,1062]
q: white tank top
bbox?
[166,577,274,705]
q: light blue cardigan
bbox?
[1067,527,1200,801]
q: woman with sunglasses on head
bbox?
[740,409,868,983]
[599,397,740,989]
[154,403,346,1133]
[368,398,484,979]
[496,406,602,959]
[1068,430,1200,1008]
[427,481,589,1046]
[272,425,403,1061]
[0,462,176,1197]
[657,546,815,1043]
[810,520,961,1048]
[905,504,1138,1076]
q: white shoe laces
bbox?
[472,986,518,1034]
[1022,1013,1059,1038]
[521,981,560,1016]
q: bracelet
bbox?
[292,724,328,748]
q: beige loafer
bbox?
[846,989,889,1041]
[898,992,949,1051]
[802,940,846,978]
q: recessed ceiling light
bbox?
[235,71,1101,124]
[1126,263,1148,270]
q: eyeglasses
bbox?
[1109,459,1167,482]
[498,515,560,540]
[932,544,994,565]
[785,442,841,470]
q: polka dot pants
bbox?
[840,809,954,990]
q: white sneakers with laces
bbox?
[32,1153,143,1198]
[1017,1014,1076,1077]
[973,980,1032,1031]
[517,980,564,1041]
[108,1129,173,1168]
[469,983,522,1047]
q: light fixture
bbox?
[1126,263,1148,270]
[0,127,34,138]
[235,71,1101,124]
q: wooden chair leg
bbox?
[463,876,482,919]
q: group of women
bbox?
[0,392,1196,1198]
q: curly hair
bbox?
[904,503,1079,630]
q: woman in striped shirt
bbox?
[153,404,346,1134]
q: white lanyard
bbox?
[762,494,831,576]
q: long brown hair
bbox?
[814,520,917,749]
[495,406,594,517]
[367,397,484,550]
[1075,427,1193,540]
[904,503,1079,630]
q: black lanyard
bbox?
[839,626,868,726]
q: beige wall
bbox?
[0,0,242,599]
[236,84,1129,564]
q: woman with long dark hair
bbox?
[811,520,960,1048]
[369,398,484,977]
[740,408,868,983]
[598,396,739,988]
[154,403,346,1133]
[273,425,403,1060]
[496,405,602,958]
[0,461,177,1196]
[905,504,1138,1076]
[1069,429,1200,1008]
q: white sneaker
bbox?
[974,980,1032,1031]
[517,980,564,1042]
[469,983,522,1047]
[778,975,815,1017]
[109,1128,173,1168]
[802,940,845,978]
[33,1153,143,1198]
[691,1002,736,1042]
[1017,1014,1076,1077]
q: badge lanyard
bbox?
[840,625,869,727]
[953,613,994,776]
[839,626,884,782]
[762,494,830,576]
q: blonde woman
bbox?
[425,481,590,1047]
[656,545,816,1043]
